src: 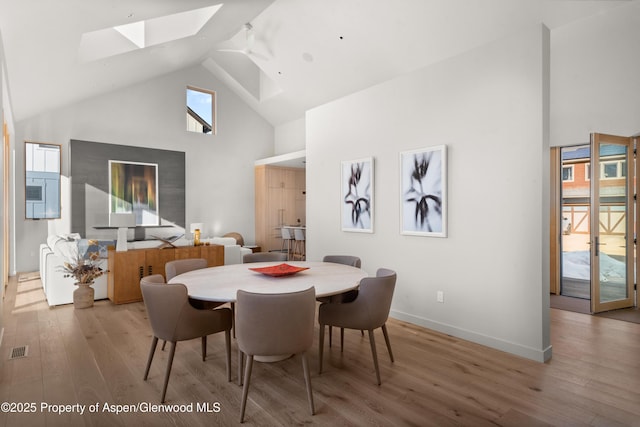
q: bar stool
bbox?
[293,228,306,260]
[281,227,294,260]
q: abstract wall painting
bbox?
[341,157,374,233]
[400,145,447,237]
[109,160,159,226]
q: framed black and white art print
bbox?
[400,145,447,237]
[341,157,374,233]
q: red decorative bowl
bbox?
[248,263,310,277]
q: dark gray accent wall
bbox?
[70,139,185,238]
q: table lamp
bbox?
[190,222,204,246]
[110,212,136,252]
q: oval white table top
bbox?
[168,261,367,302]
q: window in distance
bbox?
[186,86,215,135]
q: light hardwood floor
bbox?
[1,276,639,426]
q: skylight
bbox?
[79,4,223,62]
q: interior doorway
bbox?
[551,133,637,314]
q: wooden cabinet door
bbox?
[267,166,286,189]
[174,246,200,259]
[267,186,285,251]
[108,249,146,304]
[295,169,306,224]
[283,169,305,230]
[144,248,175,279]
[200,244,224,267]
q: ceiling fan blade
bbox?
[215,23,268,61]
[248,51,269,61]
[216,48,248,55]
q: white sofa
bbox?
[38,234,251,307]
[209,236,252,264]
[39,234,110,306]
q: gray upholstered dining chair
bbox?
[236,287,316,423]
[140,274,232,402]
[318,268,397,385]
[164,257,224,340]
[319,255,363,346]
[165,257,207,281]
[240,252,288,339]
[165,257,222,308]
[319,255,361,303]
[322,255,361,269]
[242,251,288,263]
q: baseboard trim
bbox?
[390,309,552,363]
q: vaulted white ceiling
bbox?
[0,0,633,126]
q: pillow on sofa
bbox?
[46,233,81,250]
[50,238,79,262]
[78,239,115,259]
[47,235,113,261]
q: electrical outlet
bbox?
[437,291,444,303]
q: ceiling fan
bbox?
[217,23,268,61]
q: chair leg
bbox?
[239,354,254,423]
[161,342,177,403]
[161,340,167,351]
[231,302,236,339]
[201,335,207,362]
[224,329,231,382]
[144,336,158,380]
[367,330,381,386]
[238,350,244,386]
[340,328,344,352]
[318,324,325,374]
[301,352,315,415]
[381,324,394,363]
[329,325,333,348]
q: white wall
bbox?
[0,28,9,334]
[551,1,640,146]
[274,117,305,155]
[307,25,551,362]
[14,64,274,272]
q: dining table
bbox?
[168,260,367,366]
[167,260,367,302]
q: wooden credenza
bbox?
[107,244,224,304]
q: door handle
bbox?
[595,236,599,256]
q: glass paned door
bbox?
[560,145,592,301]
[590,133,635,313]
